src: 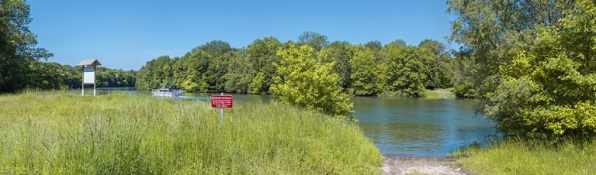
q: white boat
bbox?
[152,85,184,97]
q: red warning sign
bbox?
[211,95,233,108]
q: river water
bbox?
[100,90,496,158]
[351,97,495,157]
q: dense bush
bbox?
[484,0,596,140]
[271,43,353,117]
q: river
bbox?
[98,90,496,158]
[352,96,495,157]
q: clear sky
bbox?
[29,0,455,71]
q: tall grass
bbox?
[377,90,445,99]
[449,138,596,175]
[422,90,443,99]
[0,91,383,174]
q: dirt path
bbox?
[381,157,470,175]
[432,90,453,99]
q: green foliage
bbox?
[453,79,476,98]
[175,50,212,92]
[0,91,383,174]
[60,65,82,88]
[349,47,379,96]
[131,32,454,98]
[447,0,576,99]
[245,37,282,94]
[382,42,433,97]
[0,0,53,92]
[248,72,266,94]
[297,31,329,53]
[136,56,177,90]
[418,39,454,89]
[364,41,382,51]
[198,41,233,92]
[321,41,354,89]
[224,49,253,93]
[271,43,353,117]
[452,49,479,98]
[94,67,136,88]
[25,61,65,89]
[484,0,596,140]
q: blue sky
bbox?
[29,0,455,71]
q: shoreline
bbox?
[432,89,454,99]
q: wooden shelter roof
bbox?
[77,59,101,66]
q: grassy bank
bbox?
[449,139,596,174]
[422,90,443,99]
[376,89,447,99]
[0,91,383,174]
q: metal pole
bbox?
[220,92,224,125]
[82,66,85,96]
[93,65,97,96]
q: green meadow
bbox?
[0,91,383,174]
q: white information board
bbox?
[83,67,95,84]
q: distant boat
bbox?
[152,85,184,97]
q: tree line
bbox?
[8,61,136,90]
[136,32,455,98]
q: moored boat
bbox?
[152,85,184,97]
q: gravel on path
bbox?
[381,157,471,175]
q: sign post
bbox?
[211,93,233,125]
[78,59,101,96]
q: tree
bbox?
[225,49,252,93]
[25,61,63,89]
[447,0,575,100]
[248,72,265,94]
[197,40,232,56]
[484,0,596,140]
[175,50,211,92]
[92,68,136,87]
[320,41,354,89]
[418,39,454,89]
[171,41,236,92]
[452,49,478,98]
[297,31,329,53]
[349,47,379,96]
[61,65,82,88]
[418,39,446,56]
[271,42,353,117]
[246,37,282,94]
[0,0,53,92]
[381,41,433,97]
[364,41,382,51]
[136,56,176,90]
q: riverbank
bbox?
[0,91,383,174]
[450,138,596,174]
[431,89,453,99]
